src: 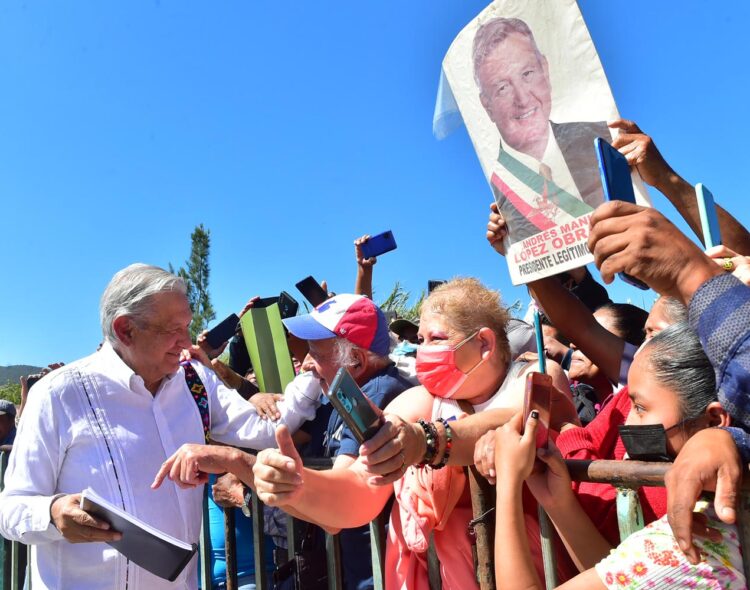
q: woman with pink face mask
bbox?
[252,278,577,589]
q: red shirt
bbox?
[555,386,668,546]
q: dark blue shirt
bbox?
[0,425,16,447]
[323,363,410,590]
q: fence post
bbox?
[369,510,387,590]
[224,508,238,590]
[466,465,495,590]
[199,488,213,590]
[250,492,268,590]
[615,487,645,541]
[325,532,343,590]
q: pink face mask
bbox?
[415,331,483,399]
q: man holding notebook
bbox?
[0,264,321,589]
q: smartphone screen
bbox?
[360,230,397,260]
[523,372,552,449]
[326,368,383,444]
[295,276,328,307]
[204,314,240,349]
[696,183,722,249]
[278,291,299,319]
[594,138,649,290]
[253,296,279,309]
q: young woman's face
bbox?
[624,349,693,456]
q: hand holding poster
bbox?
[436,0,650,284]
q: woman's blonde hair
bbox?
[424,278,510,364]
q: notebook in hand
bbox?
[80,489,197,582]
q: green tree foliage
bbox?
[378,282,424,323]
[0,383,21,404]
[171,224,216,341]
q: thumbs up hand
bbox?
[253,425,304,506]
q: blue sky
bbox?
[2,1,748,367]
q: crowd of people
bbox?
[2,106,750,590]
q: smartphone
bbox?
[254,296,279,309]
[696,183,721,249]
[360,230,397,260]
[295,276,328,307]
[277,291,299,319]
[523,372,552,449]
[594,138,649,290]
[326,368,384,444]
[427,280,446,294]
[204,313,240,349]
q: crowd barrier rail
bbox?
[4,447,750,590]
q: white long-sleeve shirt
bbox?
[0,343,320,590]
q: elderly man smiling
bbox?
[473,16,611,243]
[0,263,321,590]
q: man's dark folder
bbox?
[80,489,197,581]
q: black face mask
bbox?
[618,423,673,462]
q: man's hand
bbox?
[212,473,246,509]
[705,245,750,287]
[197,330,228,360]
[238,296,261,319]
[152,445,237,490]
[354,235,377,268]
[210,358,245,391]
[608,119,676,190]
[486,202,507,255]
[359,415,425,486]
[249,393,284,420]
[665,428,742,565]
[588,201,722,303]
[50,494,122,544]
[252,426,304,507]
[180,344,212,368]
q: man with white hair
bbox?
[0,263,321,590]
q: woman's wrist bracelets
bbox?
[430,418,453,470]
[417,419,438,467]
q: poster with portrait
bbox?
[435,0,649,284]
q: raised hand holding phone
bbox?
[594,137,649,290]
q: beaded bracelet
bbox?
[417,419,438,467]
[430,418,453,470]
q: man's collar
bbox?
[98,341,179,394]
[498,122,555,167]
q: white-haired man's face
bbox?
[477,32,553,161]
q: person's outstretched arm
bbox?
[609,119,750,255]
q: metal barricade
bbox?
[202,456,392,590]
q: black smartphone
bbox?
[594,138,649,290]
[295,275,328,307]
[205,313,240,349]
[254,296,279,309]
[427,280,446,294]
[360,230,397,260]
[326,368,384,444]
[278,291,299,319]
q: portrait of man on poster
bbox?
[473,16,611,244]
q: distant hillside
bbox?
[0,365,43,385]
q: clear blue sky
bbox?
[2,1,748,367]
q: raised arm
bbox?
[609,119,750,255]
[528,277,624,384]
